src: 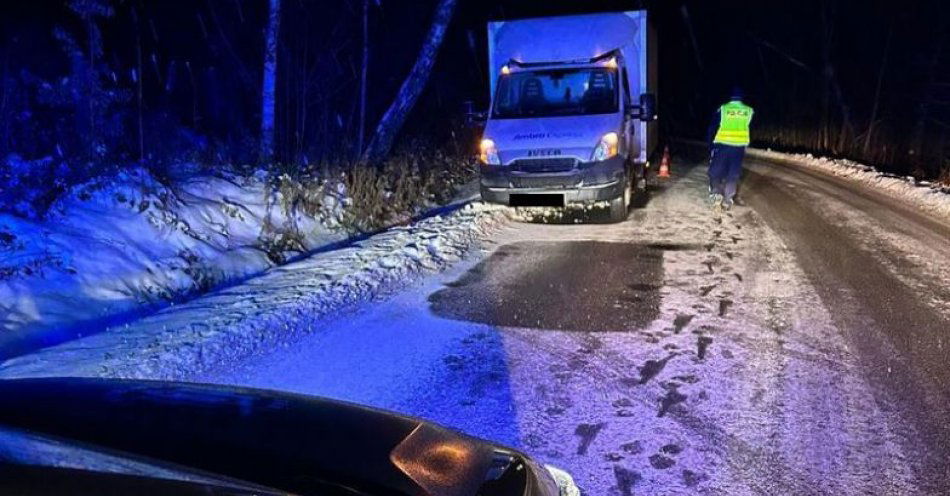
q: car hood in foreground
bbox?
[0,377,561,496]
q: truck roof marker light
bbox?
[604,57,618,69]
[501,65,511,75]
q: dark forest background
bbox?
[1,0,948,216]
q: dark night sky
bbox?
[1,1,948,174]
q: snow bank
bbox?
[0,167,348,356]
[748,148,950,222]
[0,202,509,379]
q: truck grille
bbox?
[511,158,577,173]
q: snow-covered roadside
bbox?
[0,202,509,379]
[0,167,353,357]
[747,148,950,222]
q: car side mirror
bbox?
[638,93,657,122]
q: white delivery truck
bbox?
[478,10,658,222]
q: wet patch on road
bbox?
[428,241,666,332]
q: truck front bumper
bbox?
[479,155,626,206]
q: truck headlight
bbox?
[591,132,619,162]
[479,138,501,165]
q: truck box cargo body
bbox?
[478,11,658,221]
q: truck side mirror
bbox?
[466,111,488,126]
[463,100,488,127]
[638,93,657,122]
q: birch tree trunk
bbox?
[361,0,456,164]
[356,0,369,158]
[260,0,281,162]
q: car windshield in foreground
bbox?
[491,67,619,119]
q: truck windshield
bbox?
[492,68,618,119]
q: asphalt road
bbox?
[742,157,950,493]
[201,153,950,495]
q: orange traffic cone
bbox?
[658,145,672,179]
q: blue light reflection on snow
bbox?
[198,285,522,450]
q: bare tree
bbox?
[132,6,145,163]
[361,0,456,164]
[206,0,254,88]
[679,6,703,72]
[909,37,945,159]
[260,0,281,162]
[819,0,854,154]
[862,21,892,155]
[356,0,370,158]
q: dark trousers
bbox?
[708,144,746,200]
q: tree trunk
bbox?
[361,0,456,164]
[206,0,255,88]
[862,22,892,156]
[356,0,369,158]
[260,0,281,162]
[818,0,855,154]
[679,6,703,71]
[830,68,854,154]
[909,38,944,158]
[135,17,145,164]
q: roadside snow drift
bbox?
[0,167,348,356]
[0,202,508,379]
[748,148,950,222]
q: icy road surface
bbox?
[195,153,950,495]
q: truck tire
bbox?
[635,162,648,193]
[609,183,631,223]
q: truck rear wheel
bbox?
[635,162,648,192]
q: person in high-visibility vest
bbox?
[707,88,754,210]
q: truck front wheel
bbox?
[608,183,631,223]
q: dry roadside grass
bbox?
[340,150,476,231]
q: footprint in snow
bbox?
[718,299,733,316]
[620,440,643,455]
[649,453,676,469]
[658,388,687,417]
[442,354,464,370]
[613,466,641,496]
[697,336,714,360]
[683,469,709,487]
[574,422,604,455]
[660,443,683,455]
[638,355,673,384]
